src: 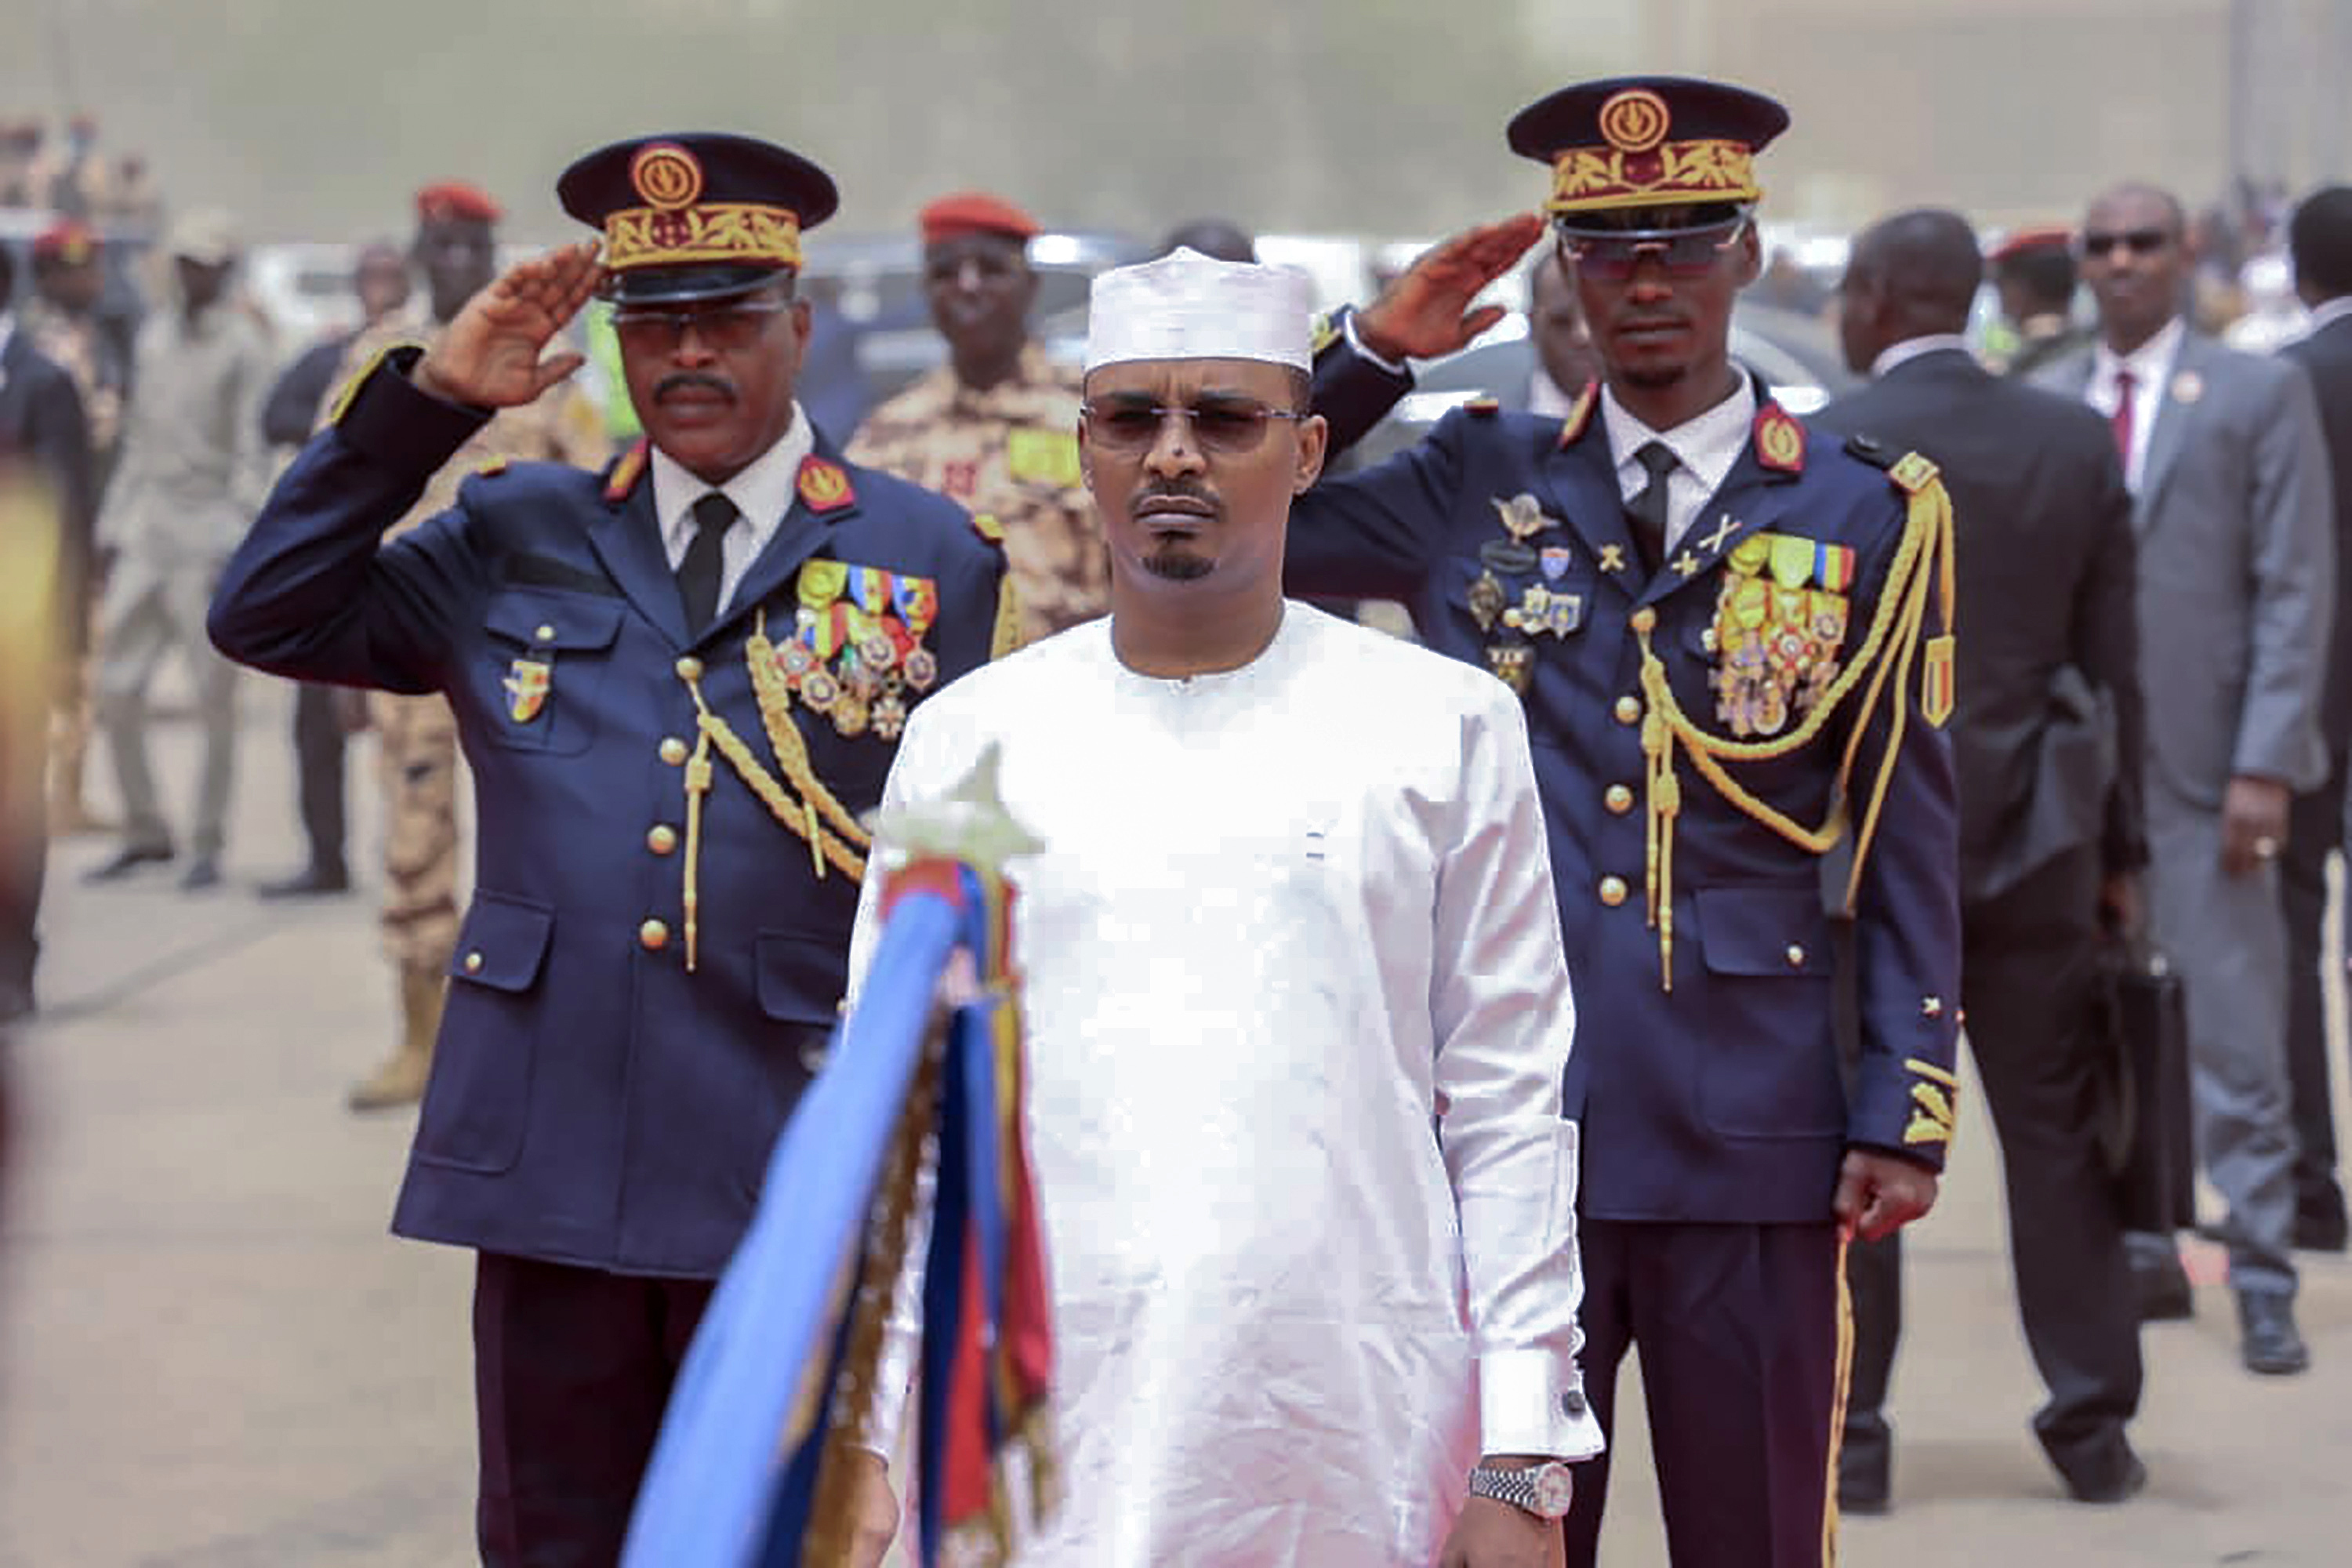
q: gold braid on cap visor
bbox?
[1547,140,1761,215]
[604,202,803,270]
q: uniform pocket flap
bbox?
[756,930,848,1024]
[448,892,556,993]
[484,593,626,652]
[1693,884,1832,977]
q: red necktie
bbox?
[2111,368,2136,470]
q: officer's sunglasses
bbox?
[2080,228,2172,259]
[1553,212,1751,282]
[1081,394,1310,456]
[609,296,791,354]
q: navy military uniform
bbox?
[208,134,1013,1565]
[1288,78,1962,1568]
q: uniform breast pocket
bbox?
[477,593,626,757]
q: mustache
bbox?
[1130,481,1221,521]
[653,372,736,403]
[1610,311,1692,332]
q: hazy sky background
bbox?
[7,0,2347,247]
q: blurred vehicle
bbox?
[799,228,1149,409]
[1258,233,1377,315]
[245,239,543,348]
[1344,300,1858,470]
[0,207,149,376]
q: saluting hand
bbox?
[414,239,603,408]
[1354,212,1547,364]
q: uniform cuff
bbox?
[1479,1348,1606,1461]
[336,344,492,475]
[1340,307,1410,376]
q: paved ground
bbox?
[2,699,2349,1566]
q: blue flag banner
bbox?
[623,749,1057,1568]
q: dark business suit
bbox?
[2277,308,2352,1240]
[1814,343,2147,1497]
[0,327,97,1016]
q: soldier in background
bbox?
[1991,225,2092,379]
[328,181,607,1112]
[103,154,164,232]
[0,121,46,208]
[850,192,1096,644]
[24,220,130,837]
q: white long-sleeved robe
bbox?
[852,603,1602,1566]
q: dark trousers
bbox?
[1,688,49,1005]
[473,1251,714,1568]
[2281,752,2345,1210]
[1562,1218,1842,1568]
[1846,848,2142,1490]
[291,682,347,877]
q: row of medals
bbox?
[770,607,939,742]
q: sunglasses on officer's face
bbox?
[2080,228,2173,260]
[1552,213,1751,283]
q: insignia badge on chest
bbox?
[503,658,551,723]
[1708,531,1854,738]
[1484,640,1535,694]
[1006,426,1082,488]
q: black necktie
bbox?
[1626,441,1679,574]
[678,492,735,635]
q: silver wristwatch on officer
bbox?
[1467,1459,1576,1519]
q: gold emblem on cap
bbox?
[1598,88,1671,154]
[630,142,705,212]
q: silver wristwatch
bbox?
[1468,1460,1575,1520]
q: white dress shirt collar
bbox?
[1597,376,1758,554]
[2089,317,2184,492]
[648,405,815,616]
[2307,295,2352,333]
[1869,332,1973,379]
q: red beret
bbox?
[1988,223,2074,263]
[416,180,504,224]
[920,191,1039,247]
[31,219,98,267]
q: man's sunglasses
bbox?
[1553,212,1750,281]
[609,296,791,353]
[2080,228,2172,259]
[1081,394,1309,455]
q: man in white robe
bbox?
[850,248,1603,1568]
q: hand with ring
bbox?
[2220,774,2291,877]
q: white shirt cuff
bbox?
[1479,1348,1606,1461]
[1340,308,1410,376]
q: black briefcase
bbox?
[2092,938,2197,1234]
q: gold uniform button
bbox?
[1629,607,1657,633]
[674,655,704,681]
[1598,875,1628,907]
[1787,944,1807,969]
[659,736,689,766]
[1605,784,1635,815]
[639,919,670,952]
[646,825,679,856]
[534,623,556,642]
[463,951,485,975]
[1614,695,1642,725]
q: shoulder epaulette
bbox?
[473,455,510,478]
[1463,396,1501,417]
[1887,451,1940,496]
[970,511,1005,544]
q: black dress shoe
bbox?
[1837,1418,1891,1515]
[2132,1253,2194,1322]
[257,864,351,898]
[180,856,223,892]
[2063,1450,2148,1504]
[82,844,175,883]
[2238,1291,2310,1375]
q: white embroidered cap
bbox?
[1084,246,1316,373]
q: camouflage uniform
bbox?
[848,342,1102,644]
[321,321,609,1106]
[25,299,129,834]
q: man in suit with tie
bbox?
[0,243,98,1025]
[2277,185,2352,1255]
[208,133,1011,1565]
[2037,181,2332,1376]
[1817,209,2148,1510]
